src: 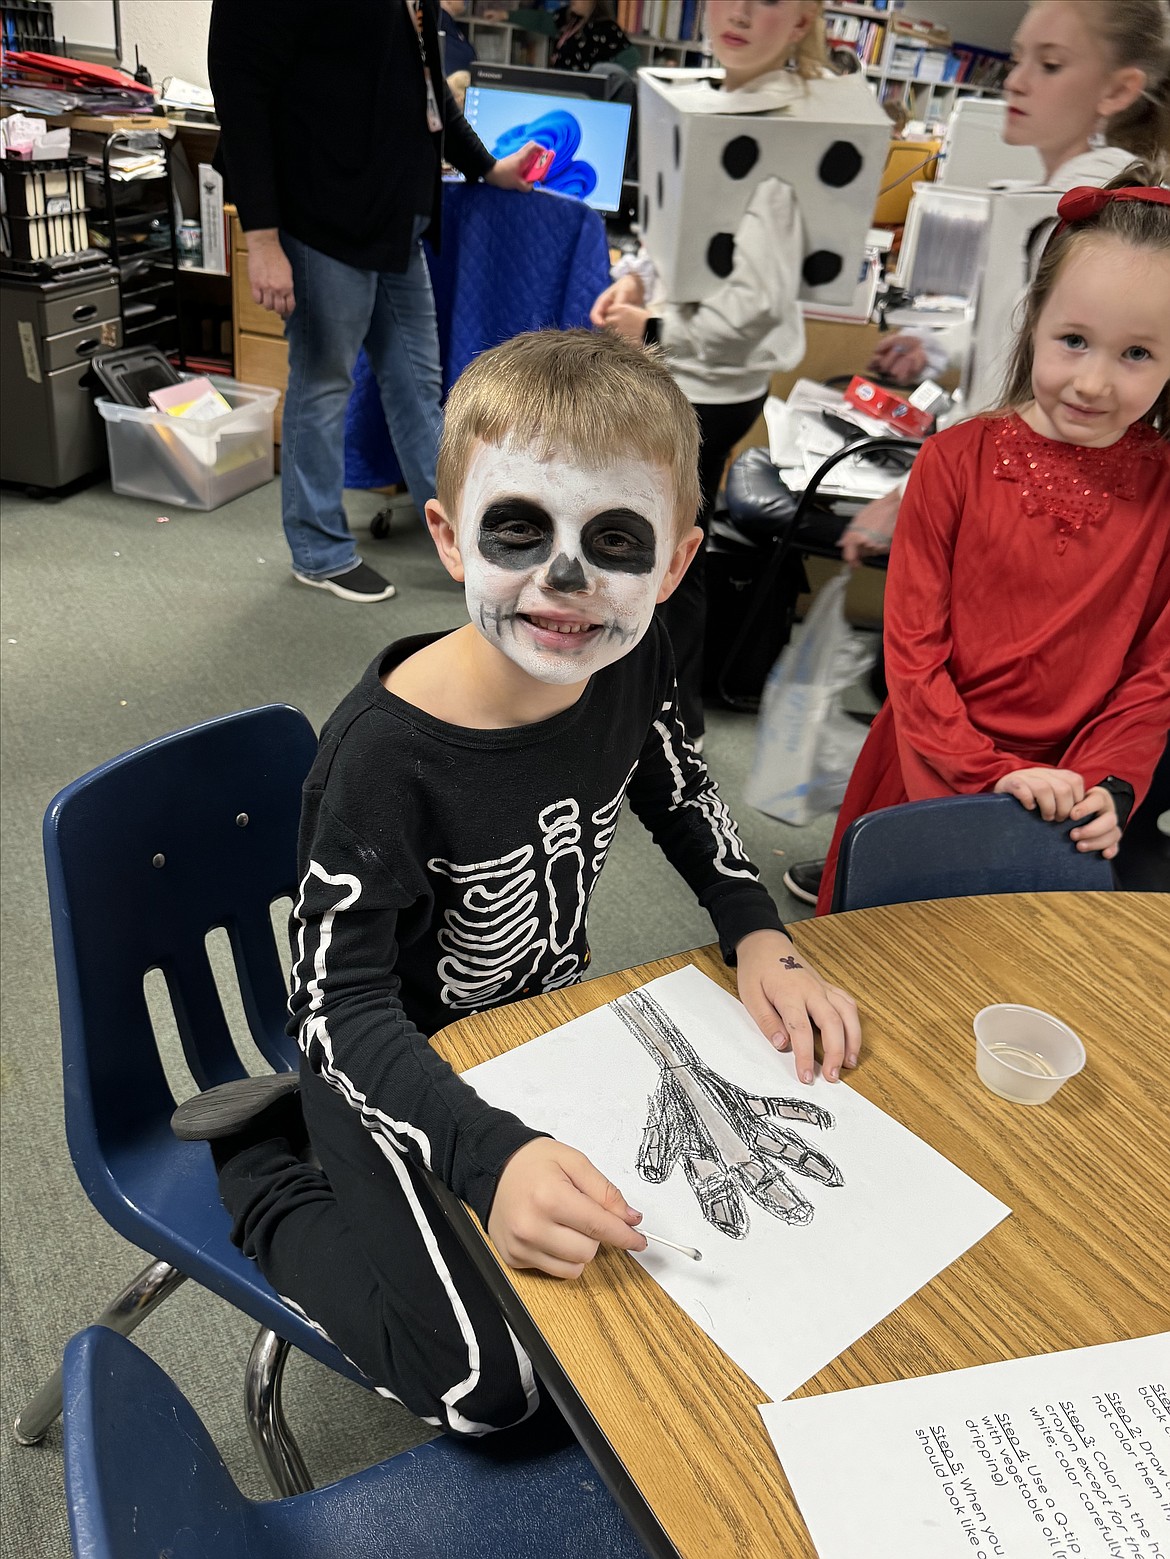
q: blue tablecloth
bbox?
[344,179,612,490]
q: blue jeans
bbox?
[280,223,443,580]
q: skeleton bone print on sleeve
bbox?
[654,699,757,880]
[429,777,633,1012]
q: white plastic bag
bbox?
[744,570,877,826]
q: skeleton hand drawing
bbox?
[613,990,843,1240]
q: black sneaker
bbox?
[171,1072,302,1142]
[294,562,396,602]
[782,859,825,905]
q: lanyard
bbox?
[404,0,443,132]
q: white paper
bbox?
[465,966,1008,1402]
[762,1334,1170,1559]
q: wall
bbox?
[900,0,1029,53]
[117,0,213,90]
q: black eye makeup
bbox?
[581,511,658,575]
[477,501,553,569]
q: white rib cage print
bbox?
[427,776,632,1013]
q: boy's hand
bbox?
[735,929,861,1086]
[590,273,645,327]
[488,1138,645,1279]
[1069,786,1122,858]
[993,766,1085,821]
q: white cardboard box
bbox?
[636,69,891,307]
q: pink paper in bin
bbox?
[96,378,280,511]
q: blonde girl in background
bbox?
[842,0,1169,568]
[591,0,831,743]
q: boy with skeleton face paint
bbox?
[172,331,862,1443]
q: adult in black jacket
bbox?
[208,0,538,602]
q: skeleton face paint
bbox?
[459,437,677,685]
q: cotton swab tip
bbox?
[639,1229,703,1262]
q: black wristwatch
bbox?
[1092,775,1135,830]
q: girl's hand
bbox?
[602,302,651,345]
[865,334,927,386]
[839,484,901,567]
[488,1138,645,1279]
[1069,787,1122,859]
[590,273,645,328]
[993,766,1085,821]
[735,930,861,1086]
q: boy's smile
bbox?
[456,439,678,685]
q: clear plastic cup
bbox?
[973,1005,1086,1105]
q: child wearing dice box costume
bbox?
[592,0,889,740]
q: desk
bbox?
[430,892,1170,1559]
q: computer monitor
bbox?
[468,62,607,100]
[462,84,633,215]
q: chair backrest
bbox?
[64,1326,649,1559]
[44,705,318,1184]
[831,794,1115,912]
[64,1326,248,1559]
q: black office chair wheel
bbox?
[369,508,392,541]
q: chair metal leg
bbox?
[245,1324,313,1496]
[13,1258,187,1445]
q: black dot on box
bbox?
[803,250,844,287]
[721,135,759,179]
[818,141,863,188]
[707,232,735,278]
[642,193,650,230]
[657,172,663,208]
[672,125,680,169]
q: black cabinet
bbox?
[85,131,186,367]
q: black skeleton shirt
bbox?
[288,621,785,1223]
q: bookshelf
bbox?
[825,2,1009,126]
[463,2,709,70]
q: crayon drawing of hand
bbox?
[613,990,843,1240]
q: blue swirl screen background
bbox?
[463,87,632,213]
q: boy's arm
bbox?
[625,638,860,1080]
[289,802,539,1224]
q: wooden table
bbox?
[430,893,1170,1559]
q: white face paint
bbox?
[458,436,678,685]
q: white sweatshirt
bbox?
[617,67,814,405]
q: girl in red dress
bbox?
[816,177,1170,914]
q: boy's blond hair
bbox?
[436,329,701,539]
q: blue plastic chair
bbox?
[831,793,1115,912]
[63,1327,647,1559]
[15,705,374,1494]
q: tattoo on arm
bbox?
[778,956,803,971]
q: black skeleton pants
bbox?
[217,1068,545,1437]
[658,393,769,739]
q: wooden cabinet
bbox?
[229,210,289,443]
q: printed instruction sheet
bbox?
[465,964,1009,1402]
[762,1333,1170,1558]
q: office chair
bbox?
[63,1326,647,1559]
[831,794,1115,912]
[14,705,374,1496]
[718,434,920,710]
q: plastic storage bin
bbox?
[96,378,279,510]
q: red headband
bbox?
[1054,184,1170,236]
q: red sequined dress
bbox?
[816,413,1170,913]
